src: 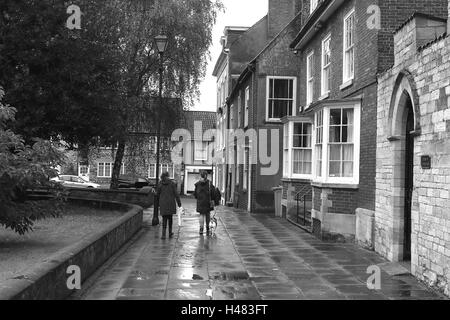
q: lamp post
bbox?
[152,35,169,226]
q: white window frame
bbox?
[238,91,242,127]
[78,165,90,177]
[161,164,175,179]
[306,51,314,106]
[244,86,250,128]
[310,0,319,14]
[266,76,297,122]
[314,110,324,178]
[230,104,234,130]
[313,103,361,185]
[97,162,112,178]
[194,140,208,161]
[283,122,313,180]
[149,136,157,154]
[149,163,156,179]
[321,34,331,97]
[343,9,355,84]
[243,148,249,190]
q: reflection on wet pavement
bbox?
[76,197,447,300]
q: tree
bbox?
[0,86,66,235]
[0,0,223,189]
[108,0,223,189]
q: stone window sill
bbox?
[311,181,359,189]
[318,92,330,101]
[340,79,354,91]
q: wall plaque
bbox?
[421,156,431,169]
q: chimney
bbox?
[268,0,301,38]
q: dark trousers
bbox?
[162,216,173,233]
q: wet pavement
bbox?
[74,197,446,300]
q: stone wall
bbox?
[376,15,450,296]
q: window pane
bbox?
[316,146,322,177]
[330,109,342,125]
[329,162,341,177]
[271,100,289,118]
[269,79,274,99]
[330,145,342,161]
[343,145,354,161]
[343,161,353,177]
[273,79,290,99]
[330,126,341,143]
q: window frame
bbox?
[149,163,156,179]
[321,34,332,97]
[194,140,208,161]
[266,76,297,122]
[313,103,361,185]
[244,86,250,128]
[306,51,314,106]
[343,8,356,84]
[282,121,313,180]
[97,162,112,178]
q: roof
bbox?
[394,12,447,34]
[290,0,337,50]
[227,11,303,102]
[180,111,217,140]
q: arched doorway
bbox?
[387,71,420,263]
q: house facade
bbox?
[375,3,450,296]
[214,0,303,212]
[283,0,448,242]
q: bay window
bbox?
[306,51,314,106]
[314,104,360,184]
[321,35,331,96]
[267,77,296,121]
[315,110,323,177]
[282,103,360,185]
[282,121,313,179]
[343,9,355,84]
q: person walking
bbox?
[193,171,216,236]
[156,172,182,239]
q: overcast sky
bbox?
[193,0,269,112]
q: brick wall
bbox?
[376,16,450,296]
[328,188,358,215]
[268,0,302,38]
[378,0,449,72]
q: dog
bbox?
[208,212,218,236]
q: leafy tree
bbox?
[108,0,223,188]
[0,86,66,235]
[0,0,223,189]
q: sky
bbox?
[193,0,269,112]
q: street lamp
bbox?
[152,35,169,226]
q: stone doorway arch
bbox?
[387,70,420,262]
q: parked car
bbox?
[51,175,101,189]
[117,175,152,189]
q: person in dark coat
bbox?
[156,172,182,239]
[193,171,216,236]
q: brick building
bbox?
[213,17,280,206]
[282,0,448,242]
[375,2,450,296]
[214,0,303,211]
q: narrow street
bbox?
[72,197,445,300]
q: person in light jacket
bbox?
[193,171,216,236]
[156,172,182,239]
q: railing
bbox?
[295,186,312,227]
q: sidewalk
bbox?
[76,197,446,300]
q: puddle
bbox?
[192,274,204,280]
[210,271,249,281]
